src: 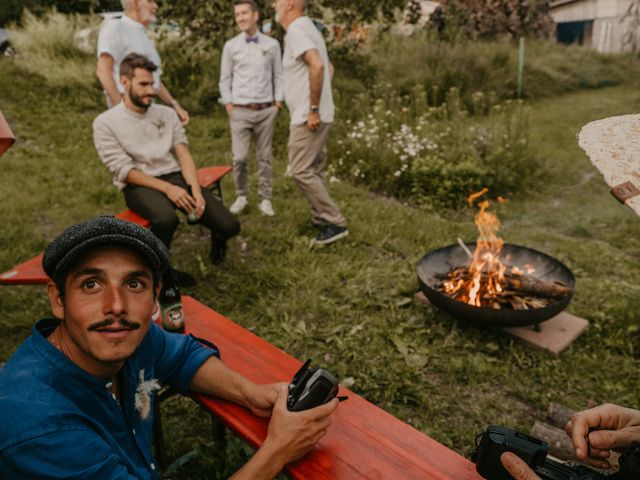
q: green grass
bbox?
[1,56,639,478]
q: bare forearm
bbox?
[229,442,286,480]
[157,83,176,106]
[174,144,200,195]
[125,169,171,194]
[189,356,254,406]
[96,55,121,105]
[308,63,324,107]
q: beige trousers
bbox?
[230,106,279,200]
[288,123,347,227]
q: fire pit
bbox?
[417,242,575,327]
[417,189,575,327]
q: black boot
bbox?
[210,234,228,265]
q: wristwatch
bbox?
[310,105,320,113]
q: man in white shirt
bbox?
[220,0,283,217]
[273,0,348,245]
[96,0,189,125]
[93,54,240,286]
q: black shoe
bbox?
[170,268,197,288]
[210,235,228,265]
[313,224,349,245]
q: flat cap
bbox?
[43,216,169,285]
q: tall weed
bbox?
[9,10,98,87]
[343,31,639,108]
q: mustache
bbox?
[88,318,141,331]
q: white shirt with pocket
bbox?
[283,16,335,125]
[97,15,162,94]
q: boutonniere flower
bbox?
[135,369,161,420]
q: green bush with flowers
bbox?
[329,84,535,209]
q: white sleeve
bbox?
[218,41,233,105]
[288,25,316,60]
[97,20,120,59]
[272,41,284,102]
[93,116,136,186]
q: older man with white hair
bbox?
[273,0,348,245]
[96,0,189,125]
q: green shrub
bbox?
[328,85,536,209]
[361,31,639,108]
[158,38,221,114]
[0,0,119,26]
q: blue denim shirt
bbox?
[0,318,216,479]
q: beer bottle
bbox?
[160,269,185,333]
[186,185,198,225]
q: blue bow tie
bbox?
[246,36,258,43]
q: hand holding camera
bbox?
[287,359,347,411]
[258,360,346,470]
[472,426,610,480]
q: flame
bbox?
[443,189,524,307]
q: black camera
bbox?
[287,359,340,411]
[472,426,609,480]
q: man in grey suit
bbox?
[220,0,283,217]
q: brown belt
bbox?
[234,102,273,111]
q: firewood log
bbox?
[505,274,572,298]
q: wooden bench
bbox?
[0,166,232,286]
[181,296,482,479]
[0,110,15,157]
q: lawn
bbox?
[0,57,638,477]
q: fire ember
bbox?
[437,189,572,310]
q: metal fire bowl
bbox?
[417,243,575,327]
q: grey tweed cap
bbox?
[43,216,169,284]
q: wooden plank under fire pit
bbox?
[414,291,589,354]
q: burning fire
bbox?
[442,189,533,307]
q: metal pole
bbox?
[517,37,525,99]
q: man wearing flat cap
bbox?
[0,216,337,479]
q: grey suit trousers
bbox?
[229,106,279,200]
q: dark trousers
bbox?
[123,172,240,248]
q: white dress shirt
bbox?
[219,31,283,105]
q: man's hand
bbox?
[307,111,321,131]
[191,189,206,220]
[226,103,235,116]
[566,403,640,469]
[174,103,190,126]
[164,183,196,213]
[262,384,338,466]
[245,382,281,418]
[275,101,282,111]
[500,452,541,480]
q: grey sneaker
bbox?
[230,196,248,215]
[313,224,349,245]
[259,199,275,216]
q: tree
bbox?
[432,0,553,40]
[1,0,120,26]
[160,0,406,50]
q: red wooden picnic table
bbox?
[183,296,482,480]
[0,110,15,157]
